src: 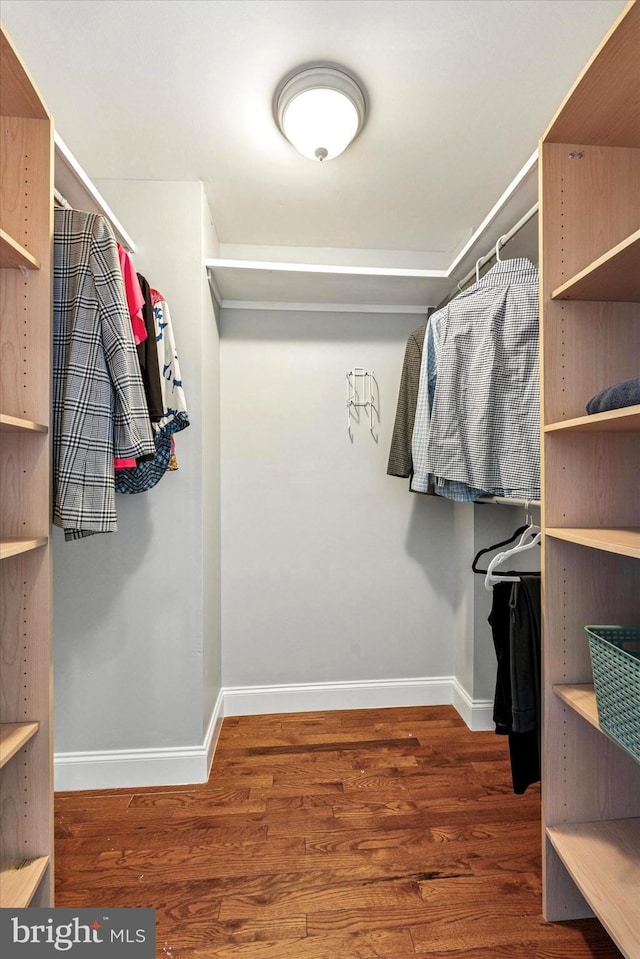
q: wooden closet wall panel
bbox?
[543,0,640,147]
[0,550,52,726]
[541,303,639,424]
[0,33,48,120]
[1,268,51,423]
[544,431,640,528]
[544,703,640,825]
[540,143,640,287]
[0,118,51,425]
[0,432,49,540]
[0,117,51,257]
[543,539,640,674]
[0,550,52,854]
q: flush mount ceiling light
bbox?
[274,64,367,161]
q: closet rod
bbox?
[437,202,539,310]
[476,495,540,508]
[54,187,71,209]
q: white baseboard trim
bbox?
[451,678,494,731]
[54,681,495,791]
[222,676,455,717]
[53,689,225,792]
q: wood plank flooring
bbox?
[54,706,623,958]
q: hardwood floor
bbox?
[54,706,623,958]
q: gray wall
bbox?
[220,308,456,689]
[53,180,222,755]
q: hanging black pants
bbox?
[488,575,541,794]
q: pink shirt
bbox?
[114,244,148,470]
[117,243,146,346]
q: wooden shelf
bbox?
[0,537,48,561]
[553,684,640,759]
[0,413,48,433]
[0,857,49,908]
[544,405,640,434]
[545,527,640,559]
[0,31,48,120]
[0,722,39,767]
[552,230,640,302]
[0,228,40,271]
[546,819,640,958]
[543,1,640,147]
[553,684,599,729]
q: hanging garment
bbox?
[149,289,189,434]
[116,243,147,346]
[412,307,487,501]
[136,273,164,421]
[387,323,427,479]
[488,573,541,794]
[413,259,540,500]
[53,209,155,540]
[509,575,541,738]
[115,288,189,494]
[113,250,150,471]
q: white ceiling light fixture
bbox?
[274,64,367,162]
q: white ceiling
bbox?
[1,0,628,304]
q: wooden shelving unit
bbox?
[539,2,640,956]
[0,26,53,908]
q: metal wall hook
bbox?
[346,368,378,442]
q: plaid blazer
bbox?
[386,323,427,479]
[53,209,155,540]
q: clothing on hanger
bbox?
[488,574,541,795]
[52,208,155,540]
[115,288,189,494]
[136,273,164,422]
[387,322,427,481]
[117,242,147,346]
[412,304,488,501]
[412,258,540,501]
[113,247,153,471]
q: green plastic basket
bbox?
[585,626,640,764]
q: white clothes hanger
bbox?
[484,524,541,591]
[495,234,507,262]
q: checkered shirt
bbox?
[412,258,540,500]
